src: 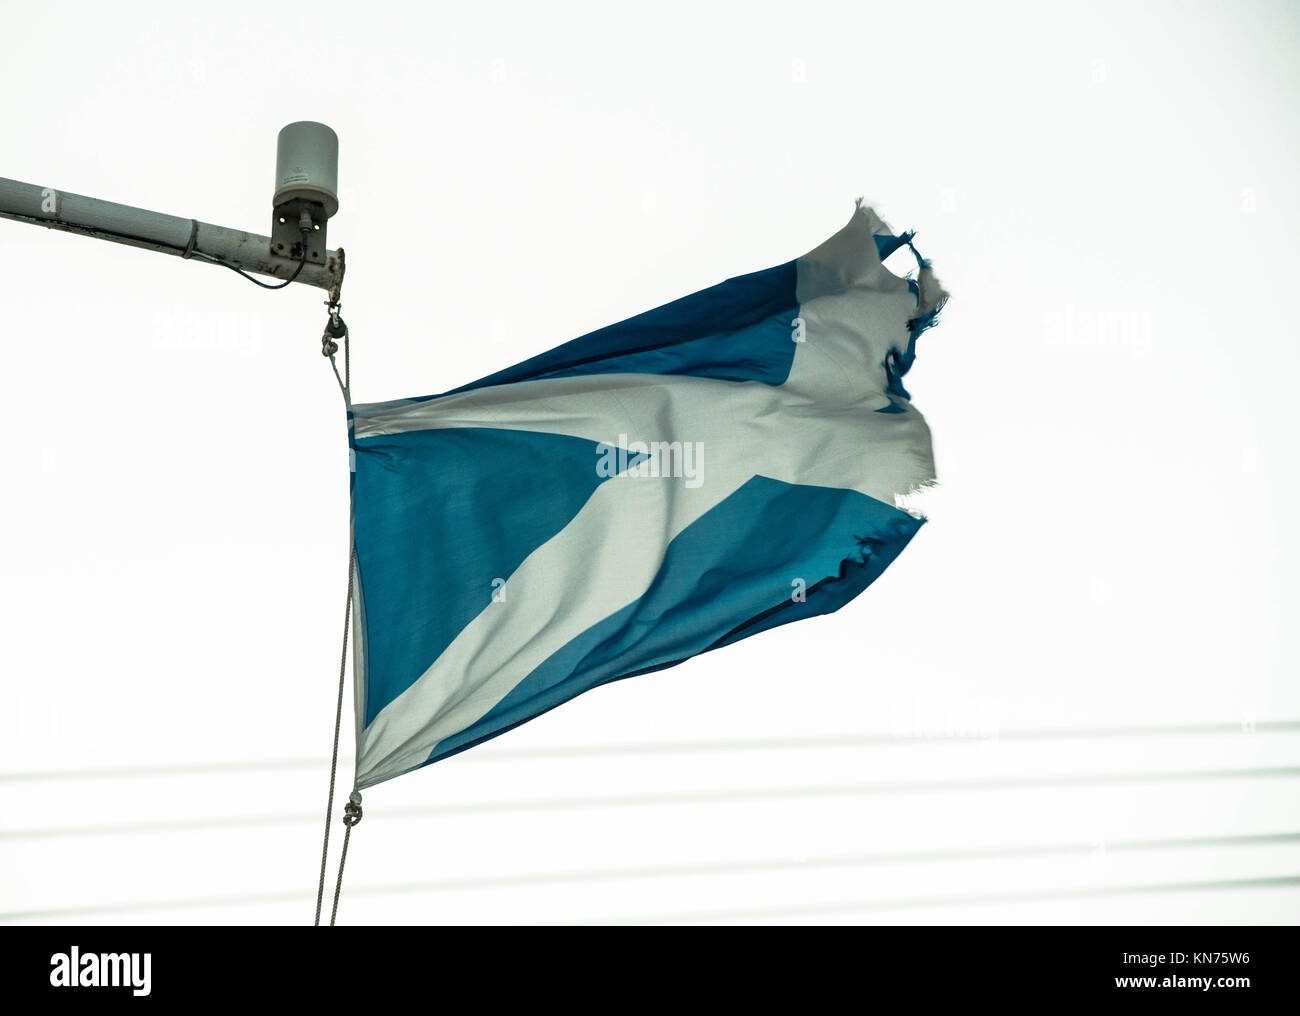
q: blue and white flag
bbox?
[348,202,947,789]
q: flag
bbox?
[348,201,948,790]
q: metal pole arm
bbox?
[0,176,343,292]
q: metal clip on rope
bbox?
[321,298,351,402]
[322,301,347,358]
[343,790,363,828]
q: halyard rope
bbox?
[314,295,361,925]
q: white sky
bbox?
[1,0,1298,925]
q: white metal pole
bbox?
[0,175,343,292]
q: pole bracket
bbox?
[272,198,328,265]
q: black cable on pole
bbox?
[191,219,312,289]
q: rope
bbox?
[314,300,358,926]
[313,540,353,926]
[330,792,364,925]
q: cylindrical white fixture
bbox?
[274,121,339,218]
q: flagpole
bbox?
[0,122,343,293]
[0,176,341,291]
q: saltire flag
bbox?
[347,202,948,790]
